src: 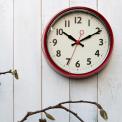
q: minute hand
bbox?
[71,29,102,46]
[80,29,102,42]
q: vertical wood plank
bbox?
[70,0,97,9]
[98,1,122,122]
[14,0,42,121]
[69,1,98,122]
[42,0,70,122]
[0,0,13,122]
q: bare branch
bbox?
[59,100,103,109]
[18,100,105,122]
[0,70,12,75]
[0,69,19,79]
[60,105,84,122]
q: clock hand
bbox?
[67,45,78,65]
[63,31,84,47]
[80,28,102,42]
[63,31,76,42]
[71,28,102,46]
[68,33,82,65]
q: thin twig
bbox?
[60,105,84,122]
[0,69,19,79]
[0,70,12,75]
[59,100,103,109]
[18,100,103,122]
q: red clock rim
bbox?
[42,6,114,78]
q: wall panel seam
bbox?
[41,0,43,119]
[13,0,15,121]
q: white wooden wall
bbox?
[0,0,121,122]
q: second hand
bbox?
[67,45,78,65]
[68,31,83,66]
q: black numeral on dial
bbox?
[66,58,71,65]
[52,39,57,46]
[87,58,91,65]
[99,39,103,46]
[88,19,90,26]
[56,28,63,35]
[65,20,70,27]
[95,50,100,57]
[56,50,61,57]
[75,61,80,68]
[74,17,82,24]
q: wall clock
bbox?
[42,7,114,78]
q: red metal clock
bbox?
[42,7,114,78]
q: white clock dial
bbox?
[45,9,112,75]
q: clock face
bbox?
[43,7,114,78]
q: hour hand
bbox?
[63,31,84,47]
[63,31,76,42]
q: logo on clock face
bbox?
[43,7,114,78]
